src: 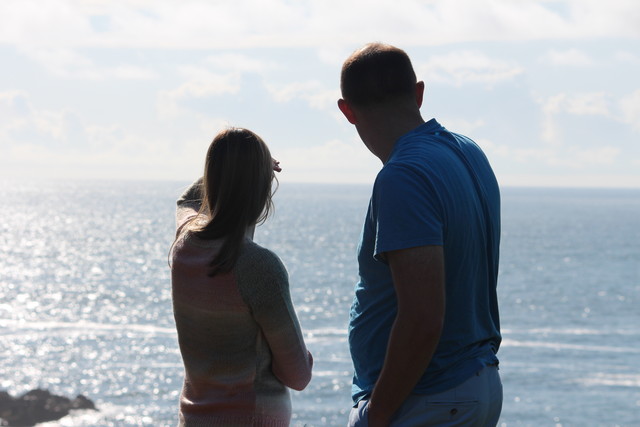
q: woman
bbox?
[170,128,313,426]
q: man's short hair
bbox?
[340,43,417,107]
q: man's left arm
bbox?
[367,245,446,426]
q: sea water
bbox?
[0,181,638,426]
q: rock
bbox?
[70,395,96,411]
[0,389,97,426]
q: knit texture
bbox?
[171,185,312,426]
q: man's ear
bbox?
[416,81,425,108]
[338,98,357,124]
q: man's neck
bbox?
[359,110,425,163]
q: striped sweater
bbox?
[171,181,313,426]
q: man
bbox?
[338,43,502,426]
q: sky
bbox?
[1,0,639,187]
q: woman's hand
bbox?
[273,159,282,173]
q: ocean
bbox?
[1,180,639,426]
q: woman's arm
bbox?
[175,177,204,231]
[236,245,313,391]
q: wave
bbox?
[0,319,176,335]
[502,327,639,336]
[502,338,640,353]
[570,372,640,387]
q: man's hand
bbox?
[367,245,446,425]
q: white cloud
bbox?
[537,92,612,144]
[0,90,80,145]
[619,89,640,132]
[571,146,620,166]
[267,81,340,110]
[111,64,158,80]
[268,81,320,103]
[416,51,524,87]
[479,128,621,171]
[156,56,279,118]
[156,66,242,118]
[496,144,620,170]
[539,146,620,169]
[614,51,640,64]
[566,0,640,38]
[542,48,594,66]
[538,89,640,138]
[441,118,486,135]
[175,65,242,96]
[2,0,640,50]
[277,138,380,183]
[498,173,640,188]
[1,136,203,181]
[0,90,211,181]
[0,90,31,121]
[512,147,558,164]
[204,53,278,73]
[477,137,510,159]
[2,1,639,187]
[19,47,158,80]
[0,0,92,47]
[565,92,610,116]
[24,47,93,76]
[316,46,355,67]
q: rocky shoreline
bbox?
[0,389,96,426]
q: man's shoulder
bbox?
[375,160,418,191]
[378,140,441,183]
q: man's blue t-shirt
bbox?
[349,119,502,403]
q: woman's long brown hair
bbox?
[188,128,275,276]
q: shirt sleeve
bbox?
[372,164,444,260]
[175,178,204,231]
[235,245,313,391]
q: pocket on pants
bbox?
[422,400,480,424]
[391,397,481,426]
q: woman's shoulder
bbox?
[239,240,284,268]
[235,241,290,304]
[171,225,222,268]
[236,240,288,280]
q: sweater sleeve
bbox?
[176,177,204,231]
[235,243,313,391]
